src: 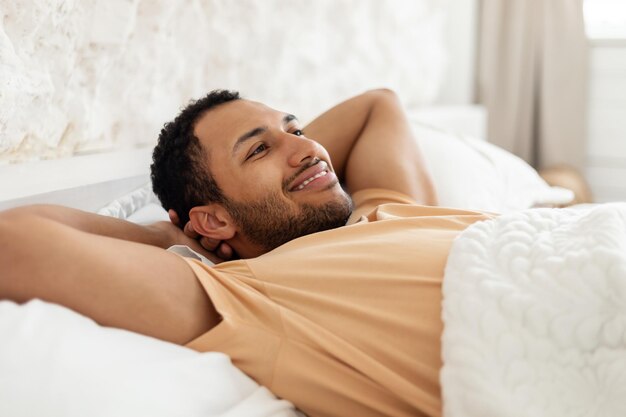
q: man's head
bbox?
[151,90,353,258]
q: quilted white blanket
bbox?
[441,203,626,417]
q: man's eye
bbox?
[292,129,303,137]
[247,144,267,160]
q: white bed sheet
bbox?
[0,299,301,417]
[2,189,299,416]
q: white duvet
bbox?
[441,203,626,417]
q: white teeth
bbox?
[296,170,327,190]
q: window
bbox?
[584,0,626,39]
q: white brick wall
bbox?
[0,0,449,163]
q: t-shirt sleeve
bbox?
[182,259,283,385]
[347,188,417,224]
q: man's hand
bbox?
[168,210,236,262]
[148,220,228,265]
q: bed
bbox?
[5,119,625,417]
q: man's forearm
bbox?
[303,90,380,182]
[0,205,172,248]
[303,89,437,204]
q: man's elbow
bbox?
[0,207,28,226]
[366,88,399,100]
[366,88,406,117]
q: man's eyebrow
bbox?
[232,126,267,156]
[232,114,299,156]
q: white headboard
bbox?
[0,149,151,212]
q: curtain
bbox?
[476,0,589,170]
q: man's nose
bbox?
[283,134,320,167]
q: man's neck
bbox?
[227,234,268,259]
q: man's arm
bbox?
[303,89,437,205]
[1,204,223,263]
[0,206,221,344]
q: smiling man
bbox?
[0,89,493,417]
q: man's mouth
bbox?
[288,161,331,192]
[294,170,328,190]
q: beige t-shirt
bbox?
[184,189,493,417]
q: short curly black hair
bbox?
[151,89,241,226]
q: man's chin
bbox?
[302,189,352,212]
[226,187,353,253]
[304,188,353,221]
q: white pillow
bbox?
[412,122,574,213]
[98,184,168,223]
[0,300,300,417]
[99,124,574,221]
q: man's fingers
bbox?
[216,242,234,260]
[198,238,235,261]
[183,221,200,238]
[199,236,220,252]
[168,210,180,226]
[177,220,233,260]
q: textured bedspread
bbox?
[441,204,626,417]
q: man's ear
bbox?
[189,204,236,241]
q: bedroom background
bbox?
[2,2,626,416]
[0,0,624,209]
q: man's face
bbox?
[193,99,353,252]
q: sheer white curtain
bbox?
[476,0,588,170]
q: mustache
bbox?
[282,157,321,191]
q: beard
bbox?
[223,188,353,252]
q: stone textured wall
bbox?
[0,0,447,162]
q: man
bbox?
[0,89,492,417]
